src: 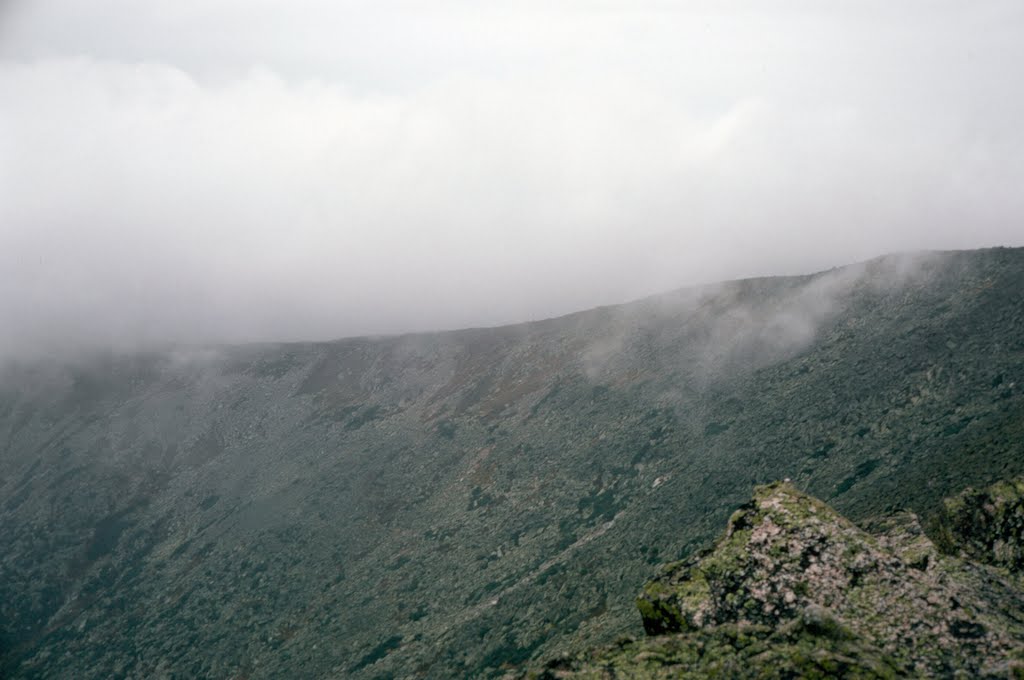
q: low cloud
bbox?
[579,251,946,384]
[1,3,1022,360]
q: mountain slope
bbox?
[1,247,1023,678]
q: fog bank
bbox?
[1,2,1022,359]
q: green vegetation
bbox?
[0,248,1023,678]
[932,477,1024,573]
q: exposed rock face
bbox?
[538,482,1024,678]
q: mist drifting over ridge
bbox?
[2,2,1023,360]
[2,245,1023,678]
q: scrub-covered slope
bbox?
[1,248,1023,678]
[534,480,1024,678]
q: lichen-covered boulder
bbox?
[635,482,1024,676]
[534,482,1024,678]
[638,482,886,634]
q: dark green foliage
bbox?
[932,477,1024,572]
[436,419,457,439]
[351,635,402,672]
[835,459,881,495]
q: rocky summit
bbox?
[535,480,1024,678]
[1,248,1023,678]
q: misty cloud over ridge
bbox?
[1,2,1022,359]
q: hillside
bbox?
[1,247,1023,678]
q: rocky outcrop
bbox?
[535,482,1024,678]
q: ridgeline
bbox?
[2,248,1023,678]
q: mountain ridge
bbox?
[1,247,1022,678]
[0,248,963,365]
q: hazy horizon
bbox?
[0,247,995,366]
[2,2,1022,359]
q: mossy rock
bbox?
[533,480,1024,678]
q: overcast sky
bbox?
[1,1,1022,357]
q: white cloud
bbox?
[1,2,1022,358]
